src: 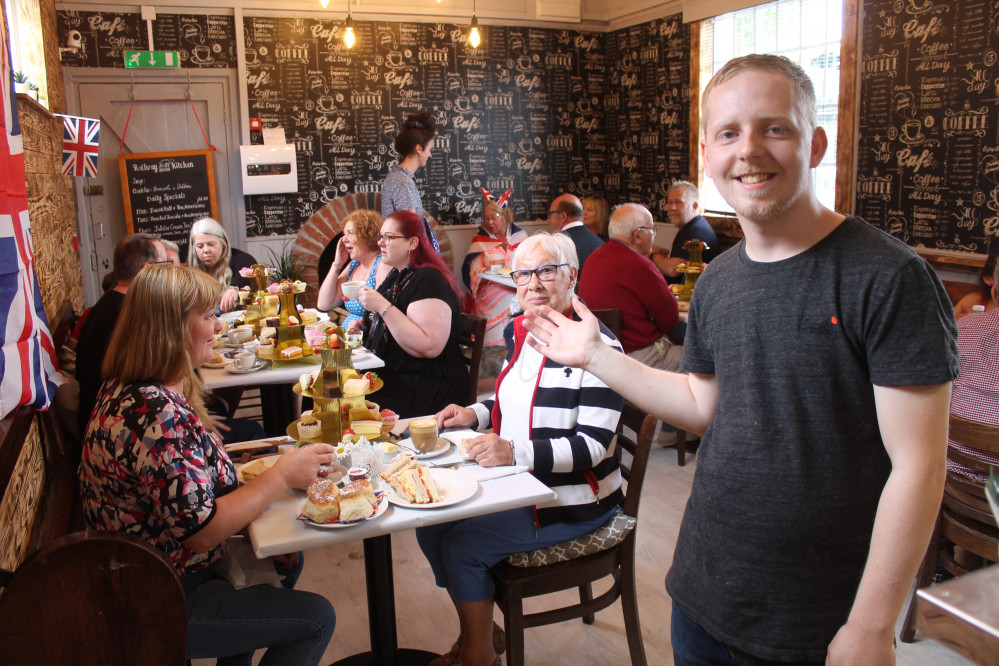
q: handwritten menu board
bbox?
[857,0,998,254]
[58,11,236,69]
[119,150,218,258]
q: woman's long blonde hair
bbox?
[102,265,223,426]
[188,217,233,288]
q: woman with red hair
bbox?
[356,211,467,417]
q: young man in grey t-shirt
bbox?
[523,55,958,664]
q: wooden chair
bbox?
[491,400,654,666]
[0,530,189,665]
[592,307,689,466]
[900,414,999,643]
[458,312,487,404]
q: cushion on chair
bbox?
[505,507,636,567]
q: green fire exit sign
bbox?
[124,51,181,68]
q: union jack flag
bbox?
[1,24,61,418]
[59,114,100,178]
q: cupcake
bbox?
[297,414,321,440]
[258,338,276,354]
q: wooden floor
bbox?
[197,431,973,666]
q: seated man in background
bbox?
[77,233,166,435]
[579,203,682,372]
[160,238,182,265]
[949,258,999,481]
[650,180,721,284]
[547,192,603,273]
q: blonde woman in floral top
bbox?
[80,264,337,666]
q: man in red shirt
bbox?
[578,203,682,371]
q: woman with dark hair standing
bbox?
[355,210,467,417]
[382,111,436,219]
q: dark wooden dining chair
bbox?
[899,414,999,643]
[0,530,189,666]
[491,400,654,665]
[458,312,487,404]
[592,307,690,466]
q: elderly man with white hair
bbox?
[579,203,682,371]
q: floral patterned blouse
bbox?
[79,381,238,576]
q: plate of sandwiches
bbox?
[298,477,388,528]
[379,455,478,509]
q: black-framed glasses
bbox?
[546,209,566,217]
[377,232,409,243]
[510,264,568,286]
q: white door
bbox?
[64,69,244,305]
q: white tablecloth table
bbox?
[244,419,556,665]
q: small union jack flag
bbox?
[59,114,100,177]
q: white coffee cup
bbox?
[234,351,256,370]
[228,328,253,345]
[342,281,365,300]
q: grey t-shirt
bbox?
[667,216,959,661]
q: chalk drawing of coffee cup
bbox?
[456,182,475,197]
[516,55,534,72]
[317,95,336,113]
[518,138,536,155]
[322,186,339,201]
[385,52,406,68]
[244,49,259,65]
[192,45,213,63]
[454,96,472,112]
[575,99,592,114]
[900,119,924,144]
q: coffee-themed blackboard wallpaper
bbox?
[58,11,236,69]
[857,0,998,254]
[58,9,691,235]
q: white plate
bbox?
[298,491,388,528]
[225,360,268,374]
[219,311,245,323]
[397,437,451,459]
[236,454,280,484]
[384,468,478,509]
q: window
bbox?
[3,0,47,106]
[698,0,842,214]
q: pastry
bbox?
[298,368,320,392]
[258,338,275,353]
[238,457,270,483]
[297,414,321,439]
[349,420,383,437]
[339,479,377,522]
[300,309,318,324]
[343,377,370,396]
[302,477,340,523]
[287,315,300,326]
[281,345,303,359]
[322,383,342,399]
[259,326,277,340]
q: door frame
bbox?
[62,67,245,306]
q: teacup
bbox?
[234,351,256,370]
[409,418,439,452]
[342,281,365,300]
[228,327,253,345]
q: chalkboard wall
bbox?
[58,9,691,236]
[858,0,998,254]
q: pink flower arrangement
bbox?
[267,282,282,295]
[239,267,254,278]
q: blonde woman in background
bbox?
[582,196,610,241]
[188,217,257,312]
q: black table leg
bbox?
[335,534,438,666]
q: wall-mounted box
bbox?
[239,144,297,195]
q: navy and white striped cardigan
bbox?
[470,314,625,527]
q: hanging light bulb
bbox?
[344,15,356,48]
[468,0,481,49]
[468,16,481,48]
[319,0,329,7]
[343,0,355,49]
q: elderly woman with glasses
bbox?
[461,187,528,346]
[354,210,467,418]
[417,232,625,666]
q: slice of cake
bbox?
[281,345,303,359]
[343,377,370,396]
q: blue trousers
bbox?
[184,553,335,666]
[671,601,824,666]
[416,505,615,603]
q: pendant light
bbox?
[343,0,356,49]
[319,0,329,7]
[468,0,481,48]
